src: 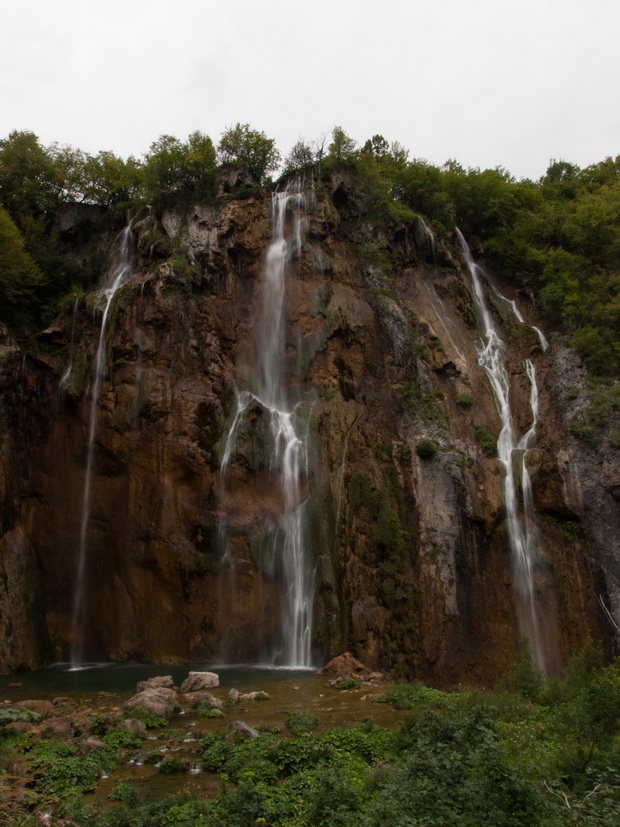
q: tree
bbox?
[0,130,60,223]
[282,138,316,176]
[327,126,358,166]
[0,207,44,326]
[141,131,216,207]
[81,151,142,209]
[217,123,281,184]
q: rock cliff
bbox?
[0,176,618,685]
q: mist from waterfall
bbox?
[456,229,546,671]
[70,224,134,670]
[220,180,314,668]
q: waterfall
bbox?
[456,229,545,670]
[415,215,436,263]
[219,181,314,668]
[70,224,134,669]
[59,298,80,394]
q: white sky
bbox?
[1,0,618,181]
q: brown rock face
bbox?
[0,181,617,685]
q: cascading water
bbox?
[456,229,546,670]
[70,224,134,669]
[59,298,79,394]
[219,181,314,668]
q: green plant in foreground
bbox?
[285,711,320,735]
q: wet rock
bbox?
[185,692,223,709]
[228,688,240,703]
[117,718,147,737]
[230,720,259,739]
[3,721,38,734]
[15,699,54,717]
[42,715,75,736]
[319,652,374,680]
[136,676,174,693]
[79,738,106,754]
[124,686,177,719]
[179,671,220,692]
[239,691,269,701]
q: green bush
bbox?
[415,438,436,459]
[109,781,138,804]
[158,755,190,774]
[285,712,320,735]
[475,424,497,456]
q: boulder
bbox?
[124,686,177,719]
[239,691,269,701]
[185,692,223,709]
[228,688,240,703]
[136,676,174,693]
[230,719,259,739]
[42,715,75,736]
[79,738,106,755]
[319,652,373,680]
[117,718,147,737]
[15,699,54,717]
[179,671,220,692]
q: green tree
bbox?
[217,123,281,184]
[0,206,44,325]
[82,150,142,209]
[282,138,316,176]
[0,130,60,223]
[141,131,216,207]
[327,126,358,166]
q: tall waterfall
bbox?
[70,224,134,669]
[456,229,546,670]
[220,181,314,668]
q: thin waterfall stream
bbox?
[456,229,546,670]
[70,224,134,669]
[219,181,314,668]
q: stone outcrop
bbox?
[0,179,618,686]
[179,672,220,692]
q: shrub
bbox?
[109,781,138,804]
[416,439,436,459]
[475,424,497,456]
[285,712,320,735]
[159,755,190,773]
[332,677,362,690]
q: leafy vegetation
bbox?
[1,124,618,374]
[2,653,620,823]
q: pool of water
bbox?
[0,662,317,701]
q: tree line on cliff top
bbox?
[0,124,618,375]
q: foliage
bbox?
[285,711,320,735]
[332,677,361,690]
[415,438,437,459]
[122,710,167,728]
[6,656,620,825]
[0,706,42,726]
[2,125,618,378]
[141,131,216,208]
[218,122,281,184]
[158,754,189,773]
[0,207,44,326]
[476,423,497,456]
[108,781,138,804]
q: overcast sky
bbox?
[2,0,618,181]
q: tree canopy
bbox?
[0,126,618,374]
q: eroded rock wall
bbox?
[0,179,617,683]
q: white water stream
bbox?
[456,229,546,669]
[70,225,134,669]
[220,181,314,668]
